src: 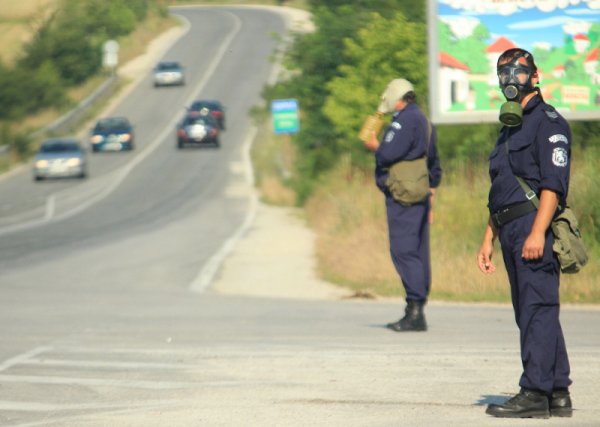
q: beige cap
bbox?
[377,78,414,114]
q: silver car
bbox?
[153,61,185,87]
[33,138,87,181]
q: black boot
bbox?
[386,300,427,332]
[486,388,549,418]
[550,389,572,417]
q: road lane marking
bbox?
[22,358,199,370]
[0,400,176,412]
[189,126,258,294]
[0,346,52,373]
[43,195,55,220]
[0,374,196,390]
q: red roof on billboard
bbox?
[439,52,470,71]
[486,37,516,53]
[574,33,590,41]
[586,47,599,61]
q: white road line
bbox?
[43,195,55,220]
[189,126,258,294]
[0,346,52,373]
[0,399,175,412]
[0,374,275,390]
[23,358,199,370]
[0,374,196,390]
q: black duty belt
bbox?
[491,200,537,229]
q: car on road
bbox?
[89,116,134,152]
[33,138,87,181]
[188,100,226,130]
[153,61,185,87]
[176,111,220,148]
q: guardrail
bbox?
[0,73,119,157]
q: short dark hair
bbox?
[497,48,537,72]
[402,91,416,104]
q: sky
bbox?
[437,0,600,51]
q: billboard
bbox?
[428,0,600,124]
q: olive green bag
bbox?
[550,206,588,274]
[385,122,431,206]
[505,138,588,273]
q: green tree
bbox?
[323,11,427,168]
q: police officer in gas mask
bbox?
[477,48,573,418]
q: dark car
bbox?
[188,100,225,130]
[90,116,134,152]
[33,138,87,181]
[176,111,220,148]
[153,61,185,87]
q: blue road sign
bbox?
[271,99,299,134]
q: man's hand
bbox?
[477,219,497,274]
[428,189,435,224]
[477,240,496,274]
[522,231,545,260]
[363,131,380,152]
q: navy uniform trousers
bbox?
[385,195,430,302]
[498,211,571,394]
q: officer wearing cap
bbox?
[477,48,573,418]
[364,78,442,332]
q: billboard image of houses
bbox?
[428,0,600,124]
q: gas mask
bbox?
[497,53,535,127]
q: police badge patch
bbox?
[384,131,395,143]
[391,122,401,130]
[552,147,568,167]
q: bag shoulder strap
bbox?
[503,131,540,209]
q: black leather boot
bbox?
[550,389,572,417]
[386,300,427,332]
[486,388,550,418]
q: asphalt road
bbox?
[0,6,599,427]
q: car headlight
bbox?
[35,160,48,168]
[67,158,82,167]
[90,135,104,144]
[119,134,131,142]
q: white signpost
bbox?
[102,40,119,72]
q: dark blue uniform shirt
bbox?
[488,95,571,213]
[374,103,442,194]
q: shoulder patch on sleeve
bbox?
[549,134,569,144]
[543,105,559,122]
[391,122,401,130]
[552,147,568,167]
[384,130,395,143]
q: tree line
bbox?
[0,0,161,122]
[266,1,600,188]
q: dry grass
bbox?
[303,155,600,304]
[251,119,297,206]
[0,0,56,64]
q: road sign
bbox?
[102,40,119,68]
[271,99,299,134]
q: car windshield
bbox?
[96,118,129,131]
[40,142,80,153]
[191,101,221,111]
[157,62,180,71]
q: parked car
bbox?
[188,100,225,129]
[176,111,220,148]
[90,116,134,152]
[153,61,185,87]
[33,138,87,181]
